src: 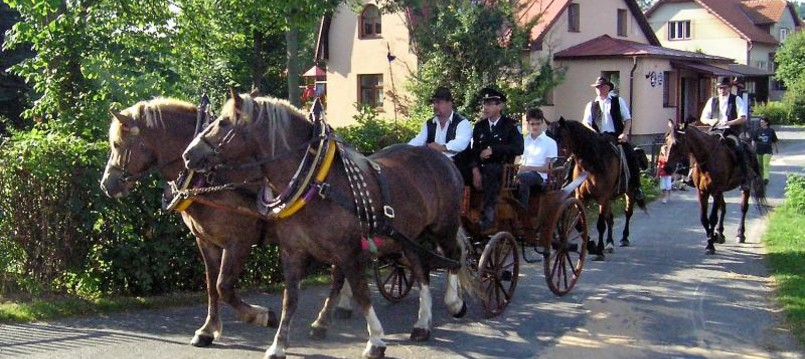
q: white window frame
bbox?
[668,20,691,40]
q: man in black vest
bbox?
[700,76,749,187]
[408,86,473,184]
[582,76,645,201]
[467,87,524,230]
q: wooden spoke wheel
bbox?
[544,197,588,296]
[373,255,414,303]
[478,231,519,318]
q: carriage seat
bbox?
[501,157,569,192]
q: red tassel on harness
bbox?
[361,236,383,253]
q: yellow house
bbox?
[645,0,804,102]
[317,0,744,142]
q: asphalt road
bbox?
[1,127,803,359]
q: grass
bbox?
[0,273,332,324]
[763,204,805,346]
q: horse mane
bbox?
[110,98,195,144]
[221,93,310,158]
[559,120,611,174]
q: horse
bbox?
[182,92,473,359]
[549,117,647,261]
[663,121,767,254]
[99,98,353,349]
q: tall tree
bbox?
[0,1,32,132]
[775,28,805,93]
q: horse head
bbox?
[183,89,310,174]
[663,119,690,176]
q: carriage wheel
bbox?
[544,197,588,296]
[478,231,519,318]
[373,255,414,303]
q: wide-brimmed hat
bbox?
[590,76,614,88]
[715,76,733,88]
[480,87,506,102]
[430,86,453,102]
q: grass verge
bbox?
[763,204,805,347]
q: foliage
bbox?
[785,172,805,215]
[753,93,805,126]
[385,0,563,122]
[775,29,805,95]
[335,103,419,154]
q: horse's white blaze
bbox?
[415,284,433,329]
[444,272,463,315]
[337,281,353,310]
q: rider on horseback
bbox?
[581,76,645,202]
[699,76,749,189]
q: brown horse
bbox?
[663,121,767,254]
[549,117,646,261]
[99,98,350,349]
[182,92,473,359]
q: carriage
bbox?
[373,158,590,317]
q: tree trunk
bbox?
[286,25,300,107]
[251,30,267,92]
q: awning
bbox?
[671,61,743,77]
[303,66,326,77]
[727,63,773,77]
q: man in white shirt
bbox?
[699,76,749,187]
[517,108,557,208]
[408,86,472,158]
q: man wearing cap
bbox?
[467,87,524,229]
[700,76,749,187]
[408,86,472,158]
[582,76,645,201]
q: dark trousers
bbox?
[481,162,503,224]
[517,171,544,208]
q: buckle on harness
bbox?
[317,182,330,199]
[383,205,395,219]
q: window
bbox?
[358,74,383,108]
[663,71,676,108]
[568,3,580,32]
[755,60,767,70]
[668,20,691,40]
[617,9,628,37]
[780,27,789,41]
[360,5,382,38]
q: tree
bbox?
[775,28,805,94]
[0,2,31,132]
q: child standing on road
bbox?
[657,145,672,203]
[752,116,778,185]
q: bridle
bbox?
[107,136,152,183]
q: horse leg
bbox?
[310,265,349,340]
[591,205,607,261]
[444,270,468,318]
[736,189,750,243]
[218,244,276,327]
[191,238,223,347]
[620,196,634,247]
[341,259,386,359]
[266,251,307,359]
[699,193,716,255]
[335,280,354,319]
[605,210,615,253]
[715,194,726,244]
[443,228,469,318]
[406,250,433,341]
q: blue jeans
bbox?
[517,171,544,208]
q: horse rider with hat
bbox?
[465,86,524,230]
[581,76,645,201]
[699,76,749,188]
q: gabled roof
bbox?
[646,0,793,45]
[518,0,661,48]
[554,34,733,62]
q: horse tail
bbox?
[636,195,648,212]
[454,226,481,301]
[747,154,770,215]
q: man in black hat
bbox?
[582,76,645,202]
[700,76,749,187]
[408,86,472,159]
[466,86,524,230]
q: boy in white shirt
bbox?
[517,108,557,208]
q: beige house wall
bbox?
[647,3,750,64]
[325,1,417,127]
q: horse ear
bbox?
[110,110,140,135]
[229,86,242,109]
[558,116,566,125]
[667,119,674,129]
[249,87,260,97]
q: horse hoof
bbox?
[736,236,746,244]
[605,246,614,254]
[267,310,279,328]
[452,301,468,318]
[410,327,431,342]
[364,345,386,359]
[267,355,286,359]
[591,254,606,262]
[334,307,353,320]
[619,240,630,247]
[705,248,716,255]
[309,326,328,340]
[190,334,214,347]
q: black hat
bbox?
[590,76,614,88]
[430,86,453,102]
[480,87,506,102]
[715,76,732,88]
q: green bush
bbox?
[335,103,419,154]
[753,101,790,125]
[786,172,805,215]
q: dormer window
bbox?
[668,20,691,40]
[360,5,382,38]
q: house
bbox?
[645,0,804,102]
[316,0,745,143]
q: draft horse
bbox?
[100,98,349,349]
[549,118,647,261]
[182,92,473,359]
[663,121,767,254]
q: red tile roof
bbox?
[554,34,733,61]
